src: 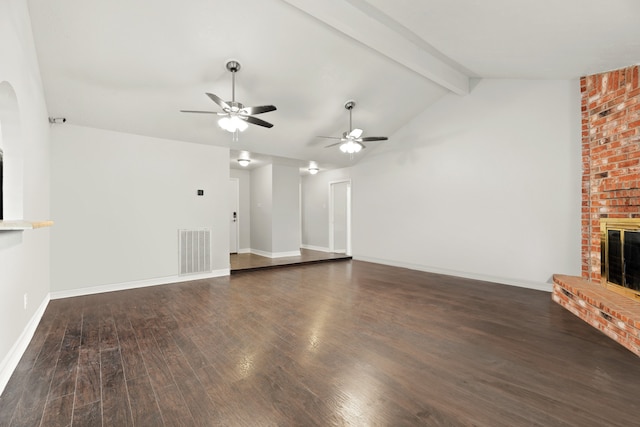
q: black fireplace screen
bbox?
[605,229,640,291]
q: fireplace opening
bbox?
[601,219,640,300]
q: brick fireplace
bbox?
[553,64,640,356]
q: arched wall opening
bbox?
[0,81,23,220]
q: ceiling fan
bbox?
[180,60,276,137]
[319,100,388,154]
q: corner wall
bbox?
[0,0,51,393]
[301,168,351,251]
[249,164,300,257]
[272,164,300,255]
[250,164,273,254]
[350,79,582,290]
[50,125,230,295]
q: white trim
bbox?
[50,269,230,300]
[299,180,303,250]
[353,255,552,292]
[0,293,50,396]
[272,250,301,258]
[250,248,301,258]
[237,248,251,254]
[250,248,272,258]
[300,244,332,253]
[346,183,352,256]
[229,178,240,254]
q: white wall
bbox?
[230,168,251,252]
[272,164,300,255]
[50,125,229,294]
[0,0,51,393]
[332,181,348,252]
[350,79,582,290]
[249,164,301,256]
[250,164,273,254]
[301,168,351,251]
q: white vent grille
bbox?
[178,229,212,275]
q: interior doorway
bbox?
[329,180,351,255]
[0,145,3,220]
[229,178,239,254]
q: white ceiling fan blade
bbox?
[349,128,363,139]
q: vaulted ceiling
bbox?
[27,0,640,171]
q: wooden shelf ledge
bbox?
[0,220,54,231]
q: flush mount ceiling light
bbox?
[180,60,277,140]
[237,158,251,167]
[308,166,319,175]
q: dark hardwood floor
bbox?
[230,248,351,273]
[1,260,640,426]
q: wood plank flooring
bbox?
[230,248,351,273]
[2,260,640,426]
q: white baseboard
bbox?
[237,248,251,254]
[300,244,332,253]
[250,249,301,258]
[353,255,552,292]
[272,250,302,258]
[0,293,50,396]
[50,268,230,300]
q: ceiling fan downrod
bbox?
[345,100,356,133]
[226,60,241,103]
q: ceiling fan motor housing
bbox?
[227,101,244,113]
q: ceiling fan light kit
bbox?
[339,140,363,153]
[219,115,248,132]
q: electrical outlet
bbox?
[23,293,27,310]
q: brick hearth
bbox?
[553,275,640,357]
[553,65,640,356]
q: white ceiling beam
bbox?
[280,0,469,95]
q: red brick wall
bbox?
[581,65,640,280]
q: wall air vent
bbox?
[178,229,211,275]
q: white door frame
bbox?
[229,178,240,254]
[328,179,352,256]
